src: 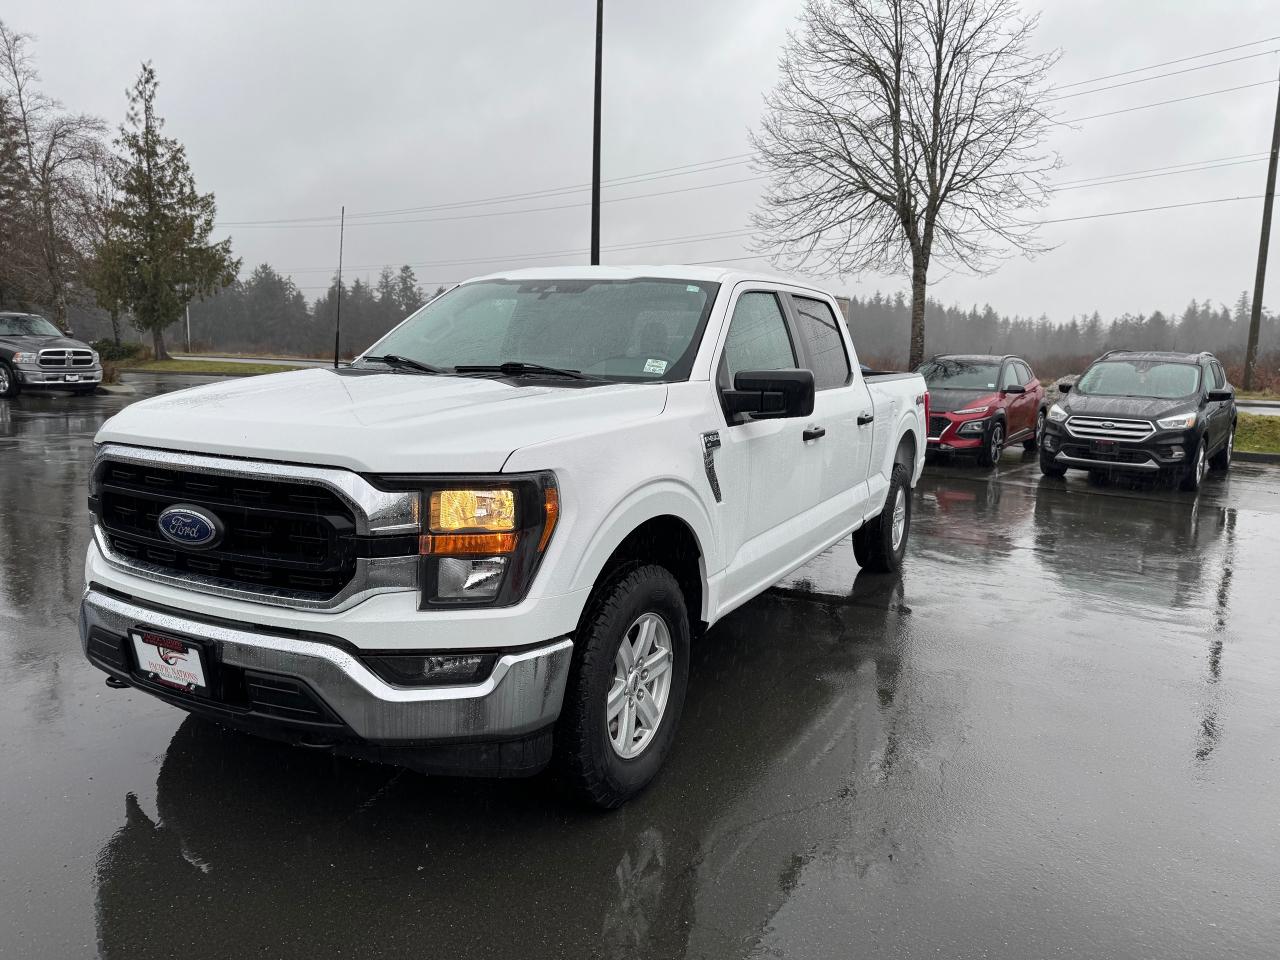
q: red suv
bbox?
[919,354,1047,466]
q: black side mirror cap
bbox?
[63,330,74,337]
[1057,381,1072,393]
[1207,388,1233,402]
[724,369,816,420]
[1002,384,1026,394]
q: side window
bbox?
[1200,360,1214,392]
[721,292,795,385]
[791,296,852,390]
[1000,363,1020,389]
[1211,361,1226,389]
[1017,361,1035,385]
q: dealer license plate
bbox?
[1090,439,1118,456]
[64,374,79,382]
[130,631,208,693]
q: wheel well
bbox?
[597,516,705,633]
[894,430,917,472]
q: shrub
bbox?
[91,339,149,362]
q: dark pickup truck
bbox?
[1039,350,1236,492]
[0,312,103,397]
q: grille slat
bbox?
[38,348,94,368]
[96,459,359,600]
[928,415,950,438]
[1065,416,1155,442]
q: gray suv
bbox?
[0,312,104,398]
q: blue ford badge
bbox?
[157,504,223,550]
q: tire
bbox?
[853,462,912,573]
[1039,446,1067,478]
[0,360,20,399]
[1024,409,1045,451]
[1210,423,1234,471]
[555,564,690,809]
[1180,440,1208,492]
[977,420,1004,468]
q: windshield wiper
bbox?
[453,361,598,381]
[362,354,449,375]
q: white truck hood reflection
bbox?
[96,368,669,473]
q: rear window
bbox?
[791,297,851,390]
[1076,360,1201,400]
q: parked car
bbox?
[919,354,1046,466]
[1039,350,1236,491]
[0,311,104,398]
[79,267,927,807]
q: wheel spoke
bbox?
[616,631,635,672]
[607,678,626,722]
[641,649,670,679]
[619,699,637,748]
[634,616,657,662]
[636,691,661,731]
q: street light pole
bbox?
[590,0,603,265]
[1243,66,1280,391]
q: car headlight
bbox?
[90,349,100,364]
[952,405,989,416]
[958,418,989,435]
[1157,412,1197,429]
[375,473,559,607]
[12,351,38,365]
[1047,403,1068,423]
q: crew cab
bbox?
[0,312,104,398]
[80,267,926,807]
[919,354,1046,466]
[1039,350,1236,491]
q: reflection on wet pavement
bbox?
[1,381,1277,959]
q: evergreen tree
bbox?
[112,63,238,358]
[0,90,30,309]
[394,265,424,314]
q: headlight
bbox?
[1047,403,1068,423]
[958,419,989,435]
[1157,412,1197,429]
[12,351,38,364]
[376,473,559,607]
[90,349,100,364]
[953,405,989,416]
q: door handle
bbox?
[857,411,874,426]
[803,426,826,441]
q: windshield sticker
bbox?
[644,359,668,374]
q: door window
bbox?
[791,296,851,390]
[1210,361,1226,389]
[721,292,796,384]
[1015,361,1034,385]
[1000,363,1021,390]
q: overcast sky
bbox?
[8,0,1279,322]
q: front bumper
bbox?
[1041,422,1196,472]
[80,586,574,775]
[15,362,103,387]
[927,414,989,451]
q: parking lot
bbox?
[2,376,1278,960]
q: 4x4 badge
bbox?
[701,431,722,502]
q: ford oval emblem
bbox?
[1101,421,1115,429]
[157,504,223,550]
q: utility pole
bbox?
[185,304,191,353]
[333,206,345,369]
[1244,67,1280,391]
[590,0,603,265]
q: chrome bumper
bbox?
[1054,452,1159,472]
[17,364,102,385]
[80,587,574,742]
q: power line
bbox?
[1054,151,1270,185]
[1037,194,1262,225]
[1055,35,1280,89]
[1062,78,1278,122]
[1054,157,1266,191]
[1049,49,1278,101]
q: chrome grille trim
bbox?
[91,443,421,611]
[39,348,95,368]
[1064,416,1155,443]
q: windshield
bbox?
[1075,360,1201,400]
[917,358,1001,390]
[0,314,61,337]
[360,278,720,382]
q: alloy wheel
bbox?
[0,366,9,393]
[607,612,674,759]
[990,424,1003,461]
[1035,411,1045,446]
[1196,444,1206,485]
[890,486,907,550]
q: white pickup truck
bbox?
[81,266,926,806]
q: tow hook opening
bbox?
[104,676,129,689]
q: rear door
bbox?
[1002,360,1036,439]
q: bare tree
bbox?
[0,20,105,327]
[753,0,1058,368]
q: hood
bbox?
[928,387,999,414]
[1059,392,1194,421]
[0,334,89,352]
[95,368,669,473]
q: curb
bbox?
[1239,399,1280,408]
[1233,450,1280,464]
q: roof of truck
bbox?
[468,264,833,296]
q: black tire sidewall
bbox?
[561,565,690,804]
[0,360,18,398]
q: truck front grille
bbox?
[95,459,359,600]
[1065,416,1155,442]
[39,348,94,368]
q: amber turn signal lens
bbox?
[429,489,516,532]
[538,486,559,552]
[420,532,519,555]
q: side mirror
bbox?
[1207,388,1233,402]
[723,369,815,420]
[63,329,74,338]
[1057,381,1072,394]
[1002,384,1026,394]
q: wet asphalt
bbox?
[1,375,1278,960]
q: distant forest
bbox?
[63,263,1278,386]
